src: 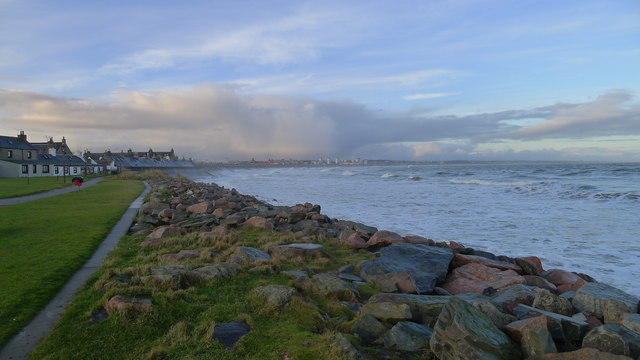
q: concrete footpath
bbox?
[0,177,104,206]
[0,182,150,360]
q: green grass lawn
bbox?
[0,180,144,346]
[29,227,398,360]
[0,175,101,199]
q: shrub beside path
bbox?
[0,181,150,360]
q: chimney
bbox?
[62,136,66,144]
[17,131,27,141]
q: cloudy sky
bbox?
[1,0,639,161]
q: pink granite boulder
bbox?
[542,269,587,294]
[366,230,404,248]
[452,253,522,273]
[186,201,214,214]
[441,263,526,295]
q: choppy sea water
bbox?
[195,162,640,297]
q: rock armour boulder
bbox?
[429,297,521,360]
[360,243,453,294]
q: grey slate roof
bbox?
[0,136,36,150]
[112,156,194,168]
[3,154,87,166]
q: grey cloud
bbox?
[1,86,638,161]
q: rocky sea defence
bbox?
[122,177,640,359]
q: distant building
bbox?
[83,147,193,173]
[0,131,93,178]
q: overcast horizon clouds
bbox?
[1,0,639,161]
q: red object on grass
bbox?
[72,177,84,187]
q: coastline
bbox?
[32,175,640,359]
[190,163,640,298]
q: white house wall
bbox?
[0,160,20,177]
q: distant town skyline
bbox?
[1,0,639,161]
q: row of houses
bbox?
[0,131,194,178]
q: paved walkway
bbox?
[0,182,151,360]
[0,177,104,206]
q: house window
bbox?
[32,164,37,173]
[27,151,32,159]
[73,167,78,174]
[55,167,59,174]
[43,165,50,173]
[8,150,13,158]
[21,164,28,174]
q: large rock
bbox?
[524,275,558,292]
[403,235,435,246]
[622,313,640,333]
[241,216,274,230]
[230,246,271,266]
[106,295,152,312]
[250,285,297,312]
[340,231,368,249]
[139,200,170,215]
[211,320,250,351]
[542,269,587,294]
[515,256,544,275]
[530,348,633,359]
[454,293,517,329]
[359,301,412,323]
[335,220,378,238]
[383,321,433,352]
[441,263,525,295]
[514,304,589,351]
[491,284,536,315]
[521,326,558,358]
[366,230,405,248]
[360,243,453,294]
[269,243,326,260]
[160,249,200,261]
[194,263,238,280]
[351,314,388,345]
[472,300,517,330]
[303,273,358,301]
[186,201,214,214]
[582,324,640,359]
[504,315,548,342]
[429,297,521,360]
[331,333,361,359]
[533,288,573,316]
[147,225,182,239]
[367,293,450,327]
[150,264,194,275]
[572,282,639,320]
[452,253,522,273]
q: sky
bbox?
[1,0,639,162]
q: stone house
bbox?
[0,131,97,178]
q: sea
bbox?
[194,162,640,297]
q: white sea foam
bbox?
[449,179,539,186]
[381,173,398,178]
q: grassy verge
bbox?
[0,180,144,345]
[29,227,397,360]
[0,175,102,199]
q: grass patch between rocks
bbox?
[0,179,144,345]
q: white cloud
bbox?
[403,92,458,101]
[99,9,366,75]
